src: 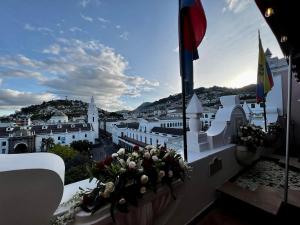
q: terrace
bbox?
[1,0,300,225]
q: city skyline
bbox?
[0,0,283,115]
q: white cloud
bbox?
[224,0,250,13]
[69,27,82,32]
[98,17,109,23]
[79,0,90,8]
[120,32,129,40]
[116,25,121,29]
[173,46,179,53]
[0,39,159,111]
[80,13,93,22]
[23,23,53,33]
[43,44,61,55]
[24,23,35,31]
[0,89,56,109]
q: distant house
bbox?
[48,111,69,123]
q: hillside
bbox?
[134,84,256,112]
[12,99,103,121]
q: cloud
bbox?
[224,0,250,13]
[120,32,129,40]
[98,17,109,23]
[0,39,159,111]
[80,13,93,22]
[24,23,53,33]
[43,44,61,55]
[79,0,90,8]
[0,89,56,109]
[173,46,179,53]
[69,27,82,32]
[116,25,121,29]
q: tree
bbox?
[70,140,92,155]
[49,144,91,185]
[41,137,55,152]
[49,144,78,161]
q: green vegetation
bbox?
[49,144,91,185]
[70,140,92,155]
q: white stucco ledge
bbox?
[178,144,236,164]
[55,178,97,215]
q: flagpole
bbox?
[263,98,267,132]
[284,53,292,204]
[179,0,188,162]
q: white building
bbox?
[0,136,8,154]
[87,96,99,139]
[48,111,69,124]
[33,123,95,151]
[111,117,185,150]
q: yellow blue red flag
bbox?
[256,32,274,103]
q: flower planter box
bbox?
[235,145,257,166]
[73,180,183,225]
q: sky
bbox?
[0,0,283,115]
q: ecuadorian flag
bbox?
[256,32,274,103]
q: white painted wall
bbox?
[35,130,95,152]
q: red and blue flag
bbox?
[179,0,207,95]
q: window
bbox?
[93,117,94,122]
[57,124,62,128]
[167,123,169,127]
[61,137,66,144]
[58,136,61,140]
[145,137,147,143]
[205,114,208,118]
[85,134,87,138]
[72,135,75,139]
[260,103,265,108]
[150,138,152,145]
[2,149,5,154]
[251,103,255,108]
[211,115,215,118]
[140,136,142,142]
[2,141,6,146]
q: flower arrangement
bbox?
[80,145,190,220]
[234,124,266,153]
[267,122,282,134]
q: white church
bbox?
[0,97,99,154]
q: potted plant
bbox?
[233,124,266,166]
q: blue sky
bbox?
[0,0,282,115]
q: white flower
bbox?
[159,170,165,178]
[152,155,159,161]
[140,187,146,194]
[168,170,173,178]
[111,153,118,158]
[140,175,149,184]
[150,148,157,155]
[132,152,139,158]
[145,145,154,150]
[128,161,136,169]
[144,151,151,159]
[105,182,115,193]
[117,148,125,155]
[101,190,110,198]
[179,158,185,169]
[119,159,126,167]
[119,198,126,205]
